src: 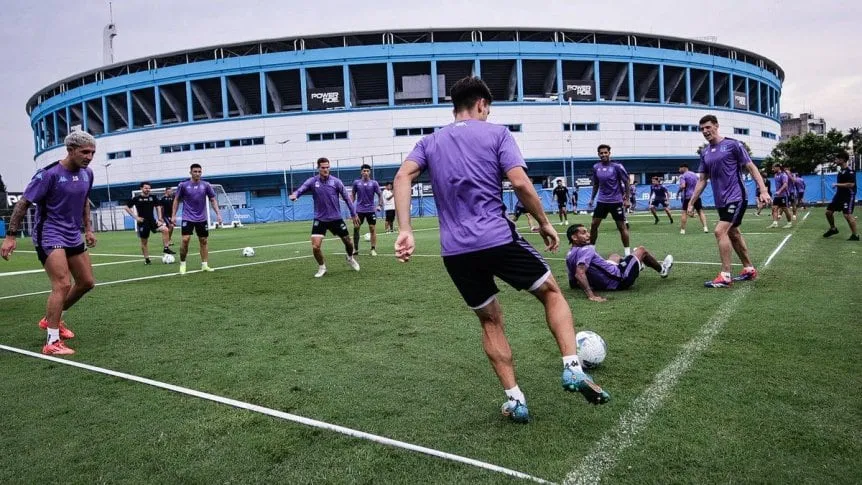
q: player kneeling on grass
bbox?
[565,224,672,302]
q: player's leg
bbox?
[664,206,674,223]
[64,248,96,312]
[561,206,568,224]
[612,206,631,255]
[633,246,662,272]
[680,200,689,233]
[159,223,173,254]
[311,235,326,273]
[589,217,602,244]
[843,209,858,239]
[332,220,359,271]
[139,235,150,263]
[352,216,362,255]
[650,205,659,224]
[41,249,76,354]
[697,206,709,233]
[728,227,753,268]
[196,223,213,271]
[368,214,378,255]
[714,221,734,275]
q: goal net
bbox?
[130,184,243,230]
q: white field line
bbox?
[563,233,793,485]
[0,258,143,277]
[356,252,740,267]
[0,344,553,485]
[15,250,140,257]
[803,210,811,221]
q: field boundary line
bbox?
[563,233,793,485]
[0,343,553,484]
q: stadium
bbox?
[25,27,784,223]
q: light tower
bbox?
[103,2,118,65]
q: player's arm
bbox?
[1,197,33,260]
[124,201,141,221]
[508,166,558,252]
[621,173,631,208]
[687,172,710,212]
[376,185,384,211]
[574,264,605,302]
[209,196,222,223]
[83,198,96,247]
[171,192,180,221]
[394,160,421,261]
[589,175,598,207]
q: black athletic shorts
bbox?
[357,212,376,225]
[593,202,626,222]
[682,198,703,212]
[772,196,787,208]
[616,255,641,290]
[385,209,395,224]
[651,200,668,209]
[442,238,551,309]
[181,220,209,237]
[557,201,567,210]
[312,219,349,238]
[717,200,747,227]
[163,216,174,227]
[827,197,855,215]
[136,219,164,239]
[36,243,87,266]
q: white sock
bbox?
[180,261,186,267]
[47,328,60,345]
[504,385,526,405]
[624,247,632,256]
[319,265,326,271]
[721,271,732,280]
[563,355,583,371]
[201,262,209,268]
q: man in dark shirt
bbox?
[648,176,673,225]
[160,187,176,246]
[553,180,571,225]
[125,182,174,264]
[823,152,858,240]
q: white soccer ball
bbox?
[363,232,371,241]
[242,247,255,257]
[161,254,175,264]
[576,330,607,369]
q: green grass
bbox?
[1,211,860,484]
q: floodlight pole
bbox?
[277,138,290,219]
[103,162,114,231]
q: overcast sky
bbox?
[1,0,858,190]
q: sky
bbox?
[1,0,859,191]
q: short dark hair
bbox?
[679,163,689,169]
[140,181,151,188]
[597,144,611,152]
[699,114,719,126]
[450,76,492,113]
[317,157,330,167]
[836,151,850,162]
[360,163,371,171]
[566,223,585,243]
[190,163,202,170]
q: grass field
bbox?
[1,210,860,484]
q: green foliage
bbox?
[763,131,848,174]
[0,174,6,193]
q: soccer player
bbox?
[823,152,858,240]
[687,115,770,288]
[160,187,176,244]
[785,167,799,222]
[678,163,708,234]
[171,163,222,274]
[0,131,98,355]
[124,182,174,264]
[648,176,673,225]
[587,144,632,255]
[553,179,570,225]
[793,173,807,213]
[571,186,580,214]
[290,157,360,277]
[393,76,609,424]
[565,224,673,301]
[382,181,396,233]
[351,164,383,256]
[769,164,793,229]
[510,197,539,232]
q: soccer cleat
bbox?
[680,229,686,235]
[163,247,176,255]
[370,249,378,257]
[561,366,610,405]
[792,215,797,221]
[179,264,187,275]
[823,228,839,238]
[669,218,674,224]
[849,234,860,241]
[768,221,779,228]
[144,258,151,265]
[201,265,215,272]
[782,223,793,229]
[314,267,327,278]
[42,340,75,355]
[39,318,75,340]
[500,399,530,423]
[704,274,732,288]
[704,227,709,233]
[733,267,758,281]
[660,255,674,278]
[347,256,361,271]
[653,218,659,225]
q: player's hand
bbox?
[588,200,594,208]
[687,206,696,217]
[394,231,415,262]
[136,217,144,223]
[217,215,223,225]
[831,183,837,189]
[588,295,607,302]
[85,231,97,248]
[538,222,559,252]
[289,194,297,201]
[759,193,772,206]
[352,215,360,226]
[1,236,17,261]
[623,200,631,209]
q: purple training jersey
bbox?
[23,161,94,248]
[175,179,216,223]
[773,172,789,197]
[406,119,525,256]
[650,184,669,202]
[680,171,699,199]
[794,175,806,198]
[351,179,382,213]
[697,137,752,208]
[294,175,356,221]
[565,245,622,291]
[592,162,629,204]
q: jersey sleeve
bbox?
[22,170,52,205]
[734,141,753,169]
[294,177,314,197]
[175,182,185,201]
[126,196,136,208]
[406,137,428,171]
[498,129,527,174]
[205,182,217,199]
[339,180,357,216]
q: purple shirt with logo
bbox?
[650,184,669,202]
[406,119,525,256]
[794,175,806,199]
[23,161,94,248]
[351,179,382,213]
[175,179,216,222]
[295,175,356,221]
[679,171,699,199]
[697,137,752,208]
[592,162,629,204]
[566,245,622,291]
[773,172,789,197]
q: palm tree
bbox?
[845,127,862,155]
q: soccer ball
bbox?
[576,330,607,369]
[161,254,175,264]
[363,232,371,241]
[241,247,255,257]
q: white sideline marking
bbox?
[1,258,143,277]
[564,233,793,485]
[0,344,553,485]
[15,250,140,257]
[803,211,811,221]
[362,252,739,267]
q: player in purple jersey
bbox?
[823,152,859,240]
[769,164,793,229]
[565,224,673,301]
[171,163,222,275]
[793,173,807,214]
[394,77,609,423]
[755,171,771,216]
[678,164,708,234]
[587,144,632,255]
[1,132,98,355]
[648,176,674,225]
[687,115,770,288]
[351,164,383,256]
[290,157,360,277]
[124,182,174,265]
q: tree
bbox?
[844,127,861,155]
[762,131,847,174]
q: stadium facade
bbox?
[26,28,784,207]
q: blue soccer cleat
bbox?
[562,366,611,405]
[501,399,530,423]
[704,274,732,288]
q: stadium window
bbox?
[193,142,205,150]
[733,127,750,135]
[394,128,408,136]
[308,133,322,141]
[308,131,348,142]
[395,127,437,137]
[107,150,131,160]
[563,123,599,132]
[160,137,263,154]
[761,131,777,140]
[253,188,281,197]
[506,124,522,132]
[334,131,348,140]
